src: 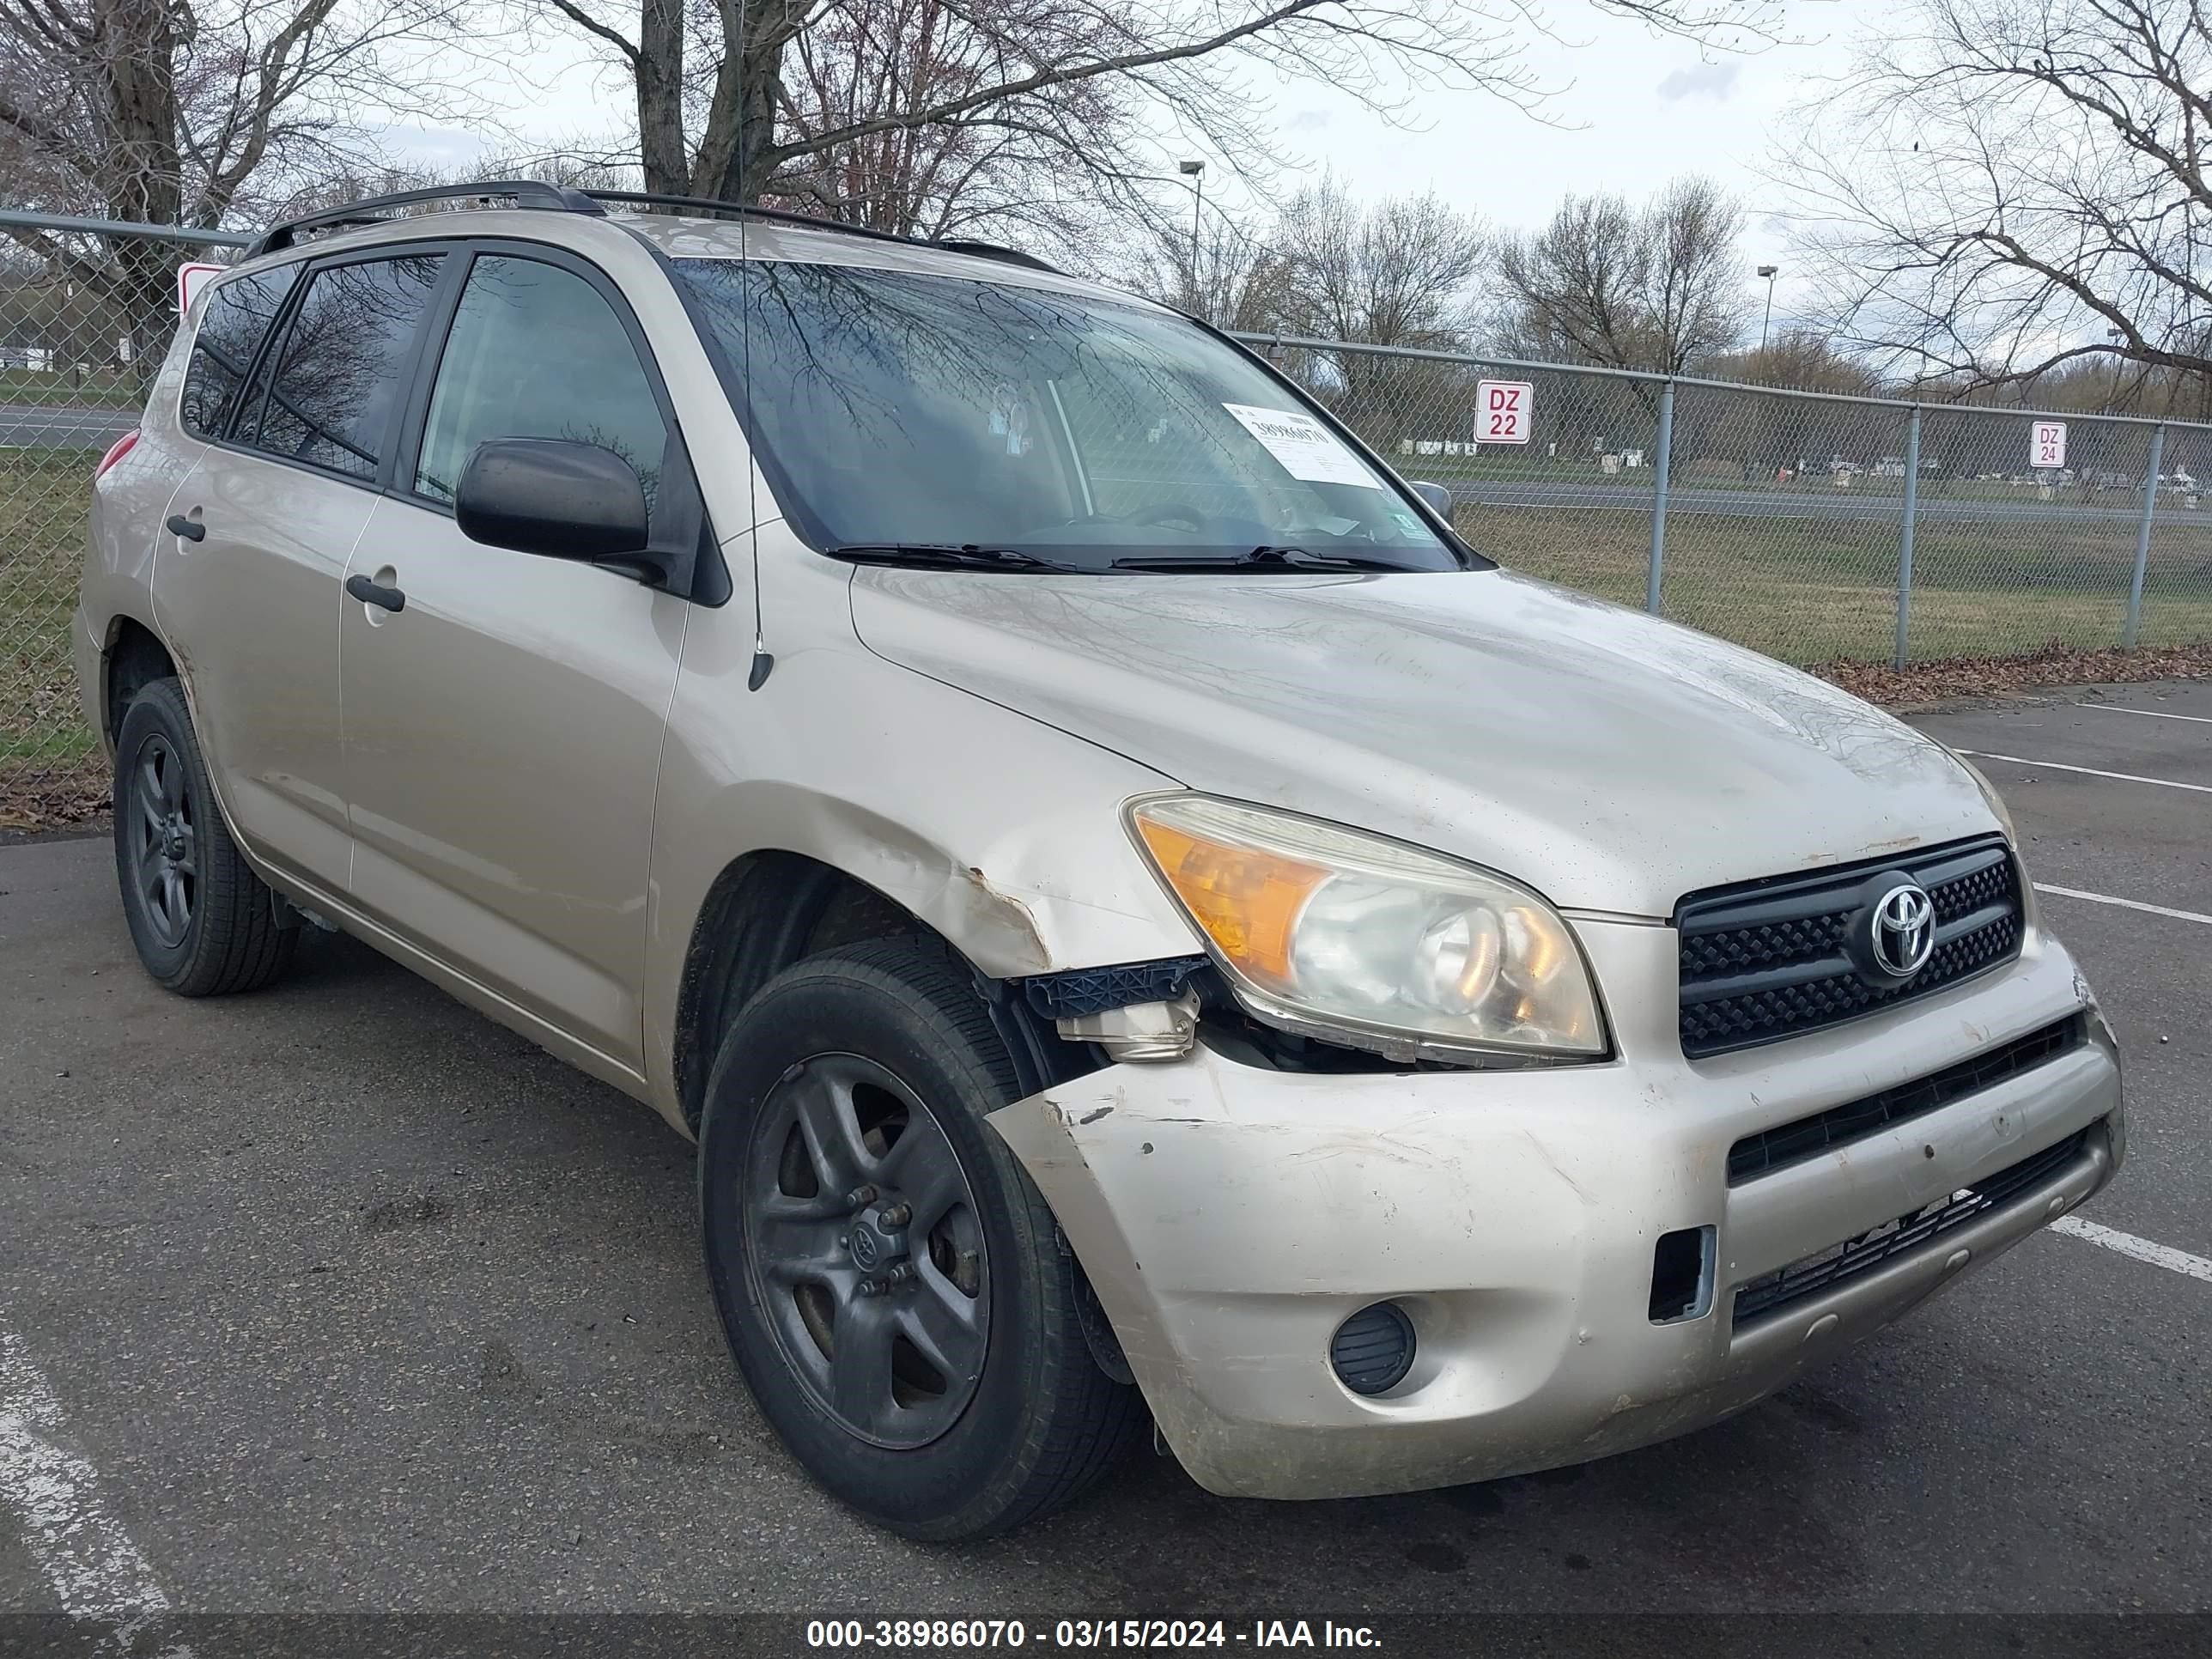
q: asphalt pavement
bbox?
[0,404,133,450]
[0,682,2207,1652]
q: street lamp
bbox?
[1180,159,1206,276]
[1757,264,1779,354]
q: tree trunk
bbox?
[95,0,185,380]
[637,0,688,194]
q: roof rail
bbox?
[930,238,1060,274]
[582,190,1062,274]
[245,180,605,258]
[241,179,1063,274]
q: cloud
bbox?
[1656,62,1741,103]
[1284,108,1333,132]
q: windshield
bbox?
[672,259,1467,573]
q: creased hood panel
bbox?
[848,566,1997,917]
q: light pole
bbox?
[1180,159,1206,280]
[1757,264,1779,354]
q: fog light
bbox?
[1329,1301,1415,1395]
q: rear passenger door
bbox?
[155,250,447,890]
[337,246,696,1073]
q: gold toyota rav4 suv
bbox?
[76,182,2124,1539]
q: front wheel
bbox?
[698,938,1143,1539]
[111,677,297,995]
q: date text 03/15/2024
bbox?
[805,1620,1383,1649]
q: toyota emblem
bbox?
[1869,883,1936,980]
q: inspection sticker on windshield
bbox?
[1221,404,1379,489]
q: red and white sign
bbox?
[1475,379,1534,445]
[2031,420,2067,470]
[177,261,223,317]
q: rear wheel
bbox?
[698,938,1142,1539]
[112,678,297,995]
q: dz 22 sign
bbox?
[1476,380,1533,445]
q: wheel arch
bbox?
[666,842,1121,1138]
[672,850,925,1134]
[102,614,178,746]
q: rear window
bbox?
[240,253,445,481]
[179,267,297,439]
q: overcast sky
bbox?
[385,0,1871,327]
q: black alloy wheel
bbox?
[698,938,1145,1539]
[743,1051,991,1449]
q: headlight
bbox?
[1127,795,1606,1062]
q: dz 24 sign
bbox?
[2031,420,2067,470]
[1476,379,1533,445]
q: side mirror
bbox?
[456,438,649,563]
[1408,479,1455,519]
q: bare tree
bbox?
[1120,208,1295,331]
[1783,0,2212,403]
[1244,179,1487,446]
[1271,176,1486,348]
[537,0,1783,238]
[0,0,492,365]
[769,0,1164,244]
[1493,176,1747,372]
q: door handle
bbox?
[165,514,204,542]
[346,574,405,614]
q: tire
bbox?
[111,677,298,996]
[698,937,1143,1539]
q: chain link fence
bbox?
[4,209,2211,824]
[1243,332,2212,672]
[0,214,249,826]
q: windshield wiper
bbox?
[830,543,1077,572]
[1109,545,1421,574]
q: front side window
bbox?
[242,253,445,480]
[179,266,297,438]
[672,260,1464,573]
[414,256,668,511]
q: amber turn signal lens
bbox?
[1133,816,1328,984]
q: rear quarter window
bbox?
[179,267,298,439]
[240,253,446,481]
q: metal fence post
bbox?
[1893,406,1923,671]
[1645,380,1675,614]
[2124,423,2166,648]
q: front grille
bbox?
[1676,836,2023,1058]
[1726,1015,2086,1184]
[1732,1127,2088,1327]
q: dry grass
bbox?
[1474,503,2212,664]
[0,453,100,826]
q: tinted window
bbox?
[179,266,297,438]
[244,254,444,479]
[672,260,1461,572]
[415,256,667,511]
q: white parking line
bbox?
[0,1329,188,1655]
[2034,883,2212,927]
[1954,750,2212,794]
[2074,701,2212,726]
[2055,1217,2212,1284]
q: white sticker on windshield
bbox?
[1220,403,1381,489]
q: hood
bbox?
[847,565,1998,918]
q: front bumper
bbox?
[988,918,2122,1500]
